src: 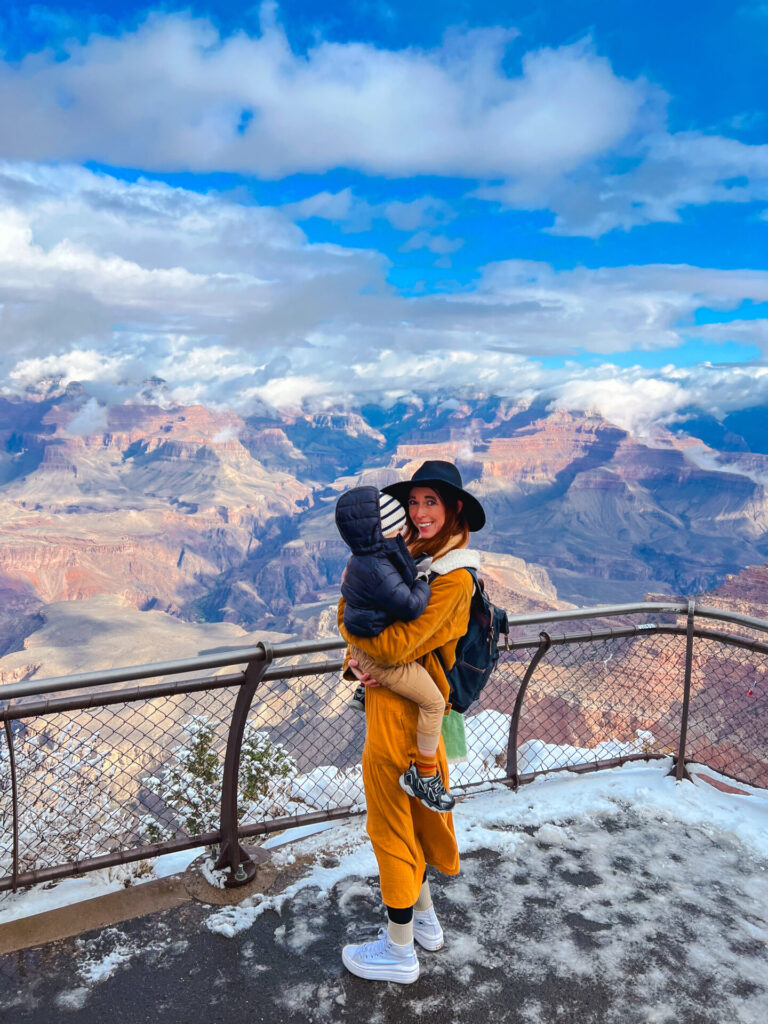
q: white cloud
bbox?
[0,160,385,374]
[0,13,647,180]
[2,161,768,428]
[281,189,361,225]
[0,204,211,304]
[1,10,762,239]
[548,375,691,435]
[7,350,130,389]
[65,396,109,436]
[212,424,243,444]
[547,363,768,436]
[691,318,768,355]
[479,129,768,237]
[384,197,454,232]
[400,231,463,255]
[282,190,456,235]
[455,259,768,355]
[0,9,763,241]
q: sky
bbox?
[1,1,767,432]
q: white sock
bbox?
[387,918,414,946]
[414,879,432,913]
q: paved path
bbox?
[1,805,767,1023]
[0,851,615,1024]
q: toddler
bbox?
[336,485,454,813]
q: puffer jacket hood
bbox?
[335,486,387,554]
[337,485,430,638]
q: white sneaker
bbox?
[413,907,444,951]
[342,928,419,984]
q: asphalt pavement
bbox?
[1,804,766,1024]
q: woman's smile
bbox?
[409,487,446,538]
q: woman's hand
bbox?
[348,658,381,688]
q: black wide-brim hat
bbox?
[381,460,486,532]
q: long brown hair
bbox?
[404,484,470,560]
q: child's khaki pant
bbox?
[349,645,446,754]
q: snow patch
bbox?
[291,764,365,808]
[337,880,375,912]
[54,987,90,1012]
[200,855,227,889]
[79,940,135,985]
[206,893,284,939]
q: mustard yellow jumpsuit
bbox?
[339,567,473,909]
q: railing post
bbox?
[2,718,20,892]
[214,642,274,887]
[670,600,695,782]
[506,632,552,791]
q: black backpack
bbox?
[438,568,510,713]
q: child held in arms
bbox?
[335,486,454,812]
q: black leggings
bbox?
[386,904,413,924]
[386,869,428,924]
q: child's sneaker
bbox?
[342,928,419,983]
[349,685,366,712]
[399,762,455,813]
[413,906,444,951]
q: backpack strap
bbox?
[431,565,477,670]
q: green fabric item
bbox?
[441,709,467,763]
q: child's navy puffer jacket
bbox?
[336,486,430,638]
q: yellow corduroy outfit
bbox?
[338,566,473,909]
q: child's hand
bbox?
[348,658,381,687]
[414,554,433,580]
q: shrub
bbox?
[140,716,297,841]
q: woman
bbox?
[337,460,486,984]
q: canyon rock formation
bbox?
[1,387,767,781]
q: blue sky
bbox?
[0,2,767,432]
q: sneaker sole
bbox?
[398,775,455,814]
[413,930,444,952]
[341,947,419,984]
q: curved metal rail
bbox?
[1,600,766,893]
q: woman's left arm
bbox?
[338,572,472,667]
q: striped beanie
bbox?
[379,491,407,537]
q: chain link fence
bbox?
[1,684,239,880]
[2,605,767,898]
[686,635,768,788]
[241,668,366,822]
[452,631,686,790]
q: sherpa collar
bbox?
[430,548,482,575]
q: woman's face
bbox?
[408,487,446,539]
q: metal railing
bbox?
[1,600,766,896]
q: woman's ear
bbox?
[457,499,463,514]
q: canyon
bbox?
[2,389,768,659]
[0,386,766,799]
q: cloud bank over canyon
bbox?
[0,6,766,438]
[1,159,767,437]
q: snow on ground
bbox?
[201,758,768,1024]
[290,763,365,808]
[0,821,340,925]
[206,757,768,939]
[440,709,656,785]
[4,758,768,1023]
[52,924,191,1012]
